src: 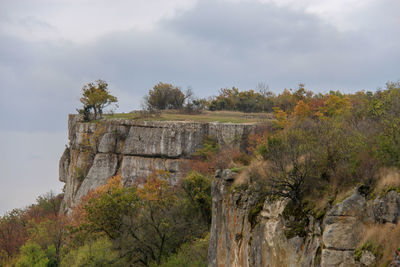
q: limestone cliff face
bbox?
[59,115,256,213]
[209,170,400,267]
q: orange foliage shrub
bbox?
[247,131,268,154]
[185,146,238,175]
[70,174,123,227]
[137,171,177,203]
[272,107,288,128]
[293,100,311,119]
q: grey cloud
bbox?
[164,0,334,52]
[1,0,399,133]
[163,0,398,88]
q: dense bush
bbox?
[66,172,211,266]
[144,82,186,110]
[249,81,400,215]
[143,82,207,114]
[208,87,274,113]
[150,236,209,267]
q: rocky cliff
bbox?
[209,170,400,267]
[59,115,257,213]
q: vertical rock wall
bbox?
[209,170,400,267]
[208,170,320,267]
[59,115,257,213]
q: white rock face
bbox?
[73,153,118,205]
[121,156,182,185]
[98,133,116,153]
[59,115,257,213]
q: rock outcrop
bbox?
[209,170,321,267]
[320,190,368,267]
[209,170,400,267]
[59,115,257,213]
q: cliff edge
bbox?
[59,115,257,213]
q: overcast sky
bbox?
[0,0,399,215]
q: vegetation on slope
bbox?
[2,80,400,266]
[231,81,400,265]
[0,171,212,267]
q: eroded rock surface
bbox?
[209,170,400,267]
[60,115,257,213]
[321,190,367,267]
[372,190,400,223]
[208,171,321,267]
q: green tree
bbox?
[16,242,49,267]
[78,80,118,120]
[83,176,140,240]
[208,87,273,112]
[182,172,212,227]
[145,82,186,110]
[372,82,400,167]
[150,236,209,267]
[27,217,66,265]
[81,172,209,266]
[60,237,121,267]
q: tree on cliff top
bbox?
[144,82,186,110]
[77,80,118,121]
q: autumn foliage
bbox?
[3,81,400,266]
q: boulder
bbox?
[373,190,400,223]
[321,249,357,267]
[322,216,359,250]
[360,250,376,266]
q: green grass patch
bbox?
[231,166,246,173]
[75,167,85,182]
[104,110,272,124]
[248,201,264,228]
[379,186,400,197]
[355,240,383,262]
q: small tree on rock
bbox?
[77,80,118,121]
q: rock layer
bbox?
[59,115,257,213]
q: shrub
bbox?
[61,237,121,267]
[77,80,118,121]
[248,201,264,228]
[144,82,185,110]
[16,242,49,267]
[232,152,251,166]
[75,167,85,182]
[354,240,383,262]
[151,236,209,267]
[182,172,212,227]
